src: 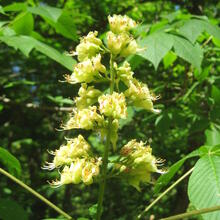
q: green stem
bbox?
[138,167,194,219]
[161,205,220,220]
[0,167,72,219]
[96,54,115,220]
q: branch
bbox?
[161,205,220,220]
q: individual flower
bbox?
[50,157,102,187]
[82,157,102,185]
[118,139,164,190]
[107,32,138,57]
[75,83,102,109]
[74,31,103,61]
[108,14,136,34]
[115,61,134,85]
[124,78,160,113]
[65,54,106,84]
[107,31,137,57]
[63,106,104,130]
[43,135,91,170]
[98,92,127,119]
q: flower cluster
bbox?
[44,14,163,190]
[117,140,164,190]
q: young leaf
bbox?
[0,147,21,176]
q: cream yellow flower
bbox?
[98,92,127,119]
[63,106,104,130]
[124,78,160,113]
[107,31,137,57]
[43,135,91,170]
[74,31,103,61]
[115,61,134,84]
[65,54,106,84]
[118,139,164,190]
[108,14,136,34]
[75,83,102,109]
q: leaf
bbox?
[0,35,35,56]
[163,51,177,69]
[0,147,21,176]
[0,34,76,70]
[205,126,220,146]
[179,19,205,43]
[28,5,62,22]
[173,35,203,70]
[138,31,173,69]
[12,12,34,35]
[119,106,135,128]
[0,199,28,220]
[3,2,27,12]
[35,40,76,70]
[188,153,220,220]
[4,80,35,88]
[179,19,220,43]
[211,85,220,105]
[47,95,74,105]
[154,148,202,193]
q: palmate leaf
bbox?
[188,145,220,220]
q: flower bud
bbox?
[98,92,127,119]
[63,106,104,130]
[75,31,102,61]
[75,83,102,109]
[124,78,160,113]
[108,15,136,34]
[65,54,106,84]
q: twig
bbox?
[0,167,72,219]
[161,205,220,220]
[138,167,194,219]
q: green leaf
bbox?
[0,147,21,176]
[0,34,76,70]
[35,40,76,70]
[163,51,177,69]
[3,2,27,12]
[173,35,203,70]
[12,12,34,35]
[0,35,35,56]
[205,126,220,146]
[28,5,62,22]
[154,148,201,193]
[179,19,205,43]
[188,153,220,220]
[211,86,220,105]
[47,95,74,105]
[0,199,28,220]
[0,5,6,14]
[4,80,35,88]
[138,31,173,69]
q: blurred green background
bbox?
[0,0,220,219]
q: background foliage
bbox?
[0,0,220,219]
